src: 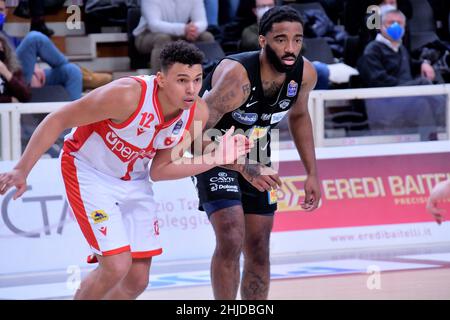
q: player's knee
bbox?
[245,236,270,266]
[99,256,132,283]
[216,230,244,260]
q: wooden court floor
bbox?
[139,267,450,300]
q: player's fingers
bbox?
[223,126,235,140]
[13,184,27,200]
[270,174,282,187]
[263,175,279,190]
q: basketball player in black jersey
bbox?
[193,6,321,299]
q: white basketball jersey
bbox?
[63,75,196,180]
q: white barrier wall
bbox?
[1,142,449,275]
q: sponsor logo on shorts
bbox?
[209,183,239,193]
[210,172,235,183]
[268,189,278,204]
[91,210,109,224]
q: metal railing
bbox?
[0,84,449,160]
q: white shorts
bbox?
[61,153,162,262]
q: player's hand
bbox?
[240,164,282,192]
[301,174,321,212]
[426,180,450,225]
[0,169,28,200]
[216,126,253,165]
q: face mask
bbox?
[385,22,404,41]
[0,13,5,30]
[256,6,272,21]
[0,50,5,62]
[380,4,397,16]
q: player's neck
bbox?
[157,86,181,123]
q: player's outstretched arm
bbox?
[150,100,253,181]
[426,180,450,224]
[0,78,141,199]
[288,58,321,212]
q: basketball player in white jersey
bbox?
[0,41,252,300]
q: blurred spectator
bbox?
[84,0,140,34]
[428,0,450,42]
[0,0,81,100]
[0,34,31,102]
[28,0,54,37]
[219,0,241,25]
[358,9,437,87]
[241,0,274,52]
[357,9,445,140]
[12,0,67,38]
[241,0,330,89]
[204,0,219,28]
[133,0,215,73]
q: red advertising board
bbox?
[274,152,450,232]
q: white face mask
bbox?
[256,6,273,21]
[380,4,397,16]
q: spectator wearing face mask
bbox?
[0,34,31,102]
[240,0,274,52]
[357,9,445,140]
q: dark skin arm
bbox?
[203,59,282,192]
[288,58,321,211]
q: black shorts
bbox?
[192,167,277,217]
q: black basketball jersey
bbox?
[201,51,304,164]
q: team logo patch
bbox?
[268,189,278,204]
[270,111,289,125]
[172,119,183,135]
[261,113,271,121]
[287,80,298,97]
[231,110,258,125]
[278,99,291,110]
[248,126,269,141]
[91,210,109,224]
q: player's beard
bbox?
[265,43,297,73]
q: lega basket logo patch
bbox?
[91,210,109,224]
[287,80,298,97]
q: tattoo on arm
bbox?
[242,163,261,182]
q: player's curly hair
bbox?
[259,5,304,36]
[160,40,205,72]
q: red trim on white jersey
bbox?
[61,153,100,251]
[132,248,163,259]
[107,76,148,129]
[63,124,95,154]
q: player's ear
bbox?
[258,35,266,49]
[156,71,165,88]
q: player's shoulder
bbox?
[213,58,249,83]
[301,57,318,89]
[100,77,142,106]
